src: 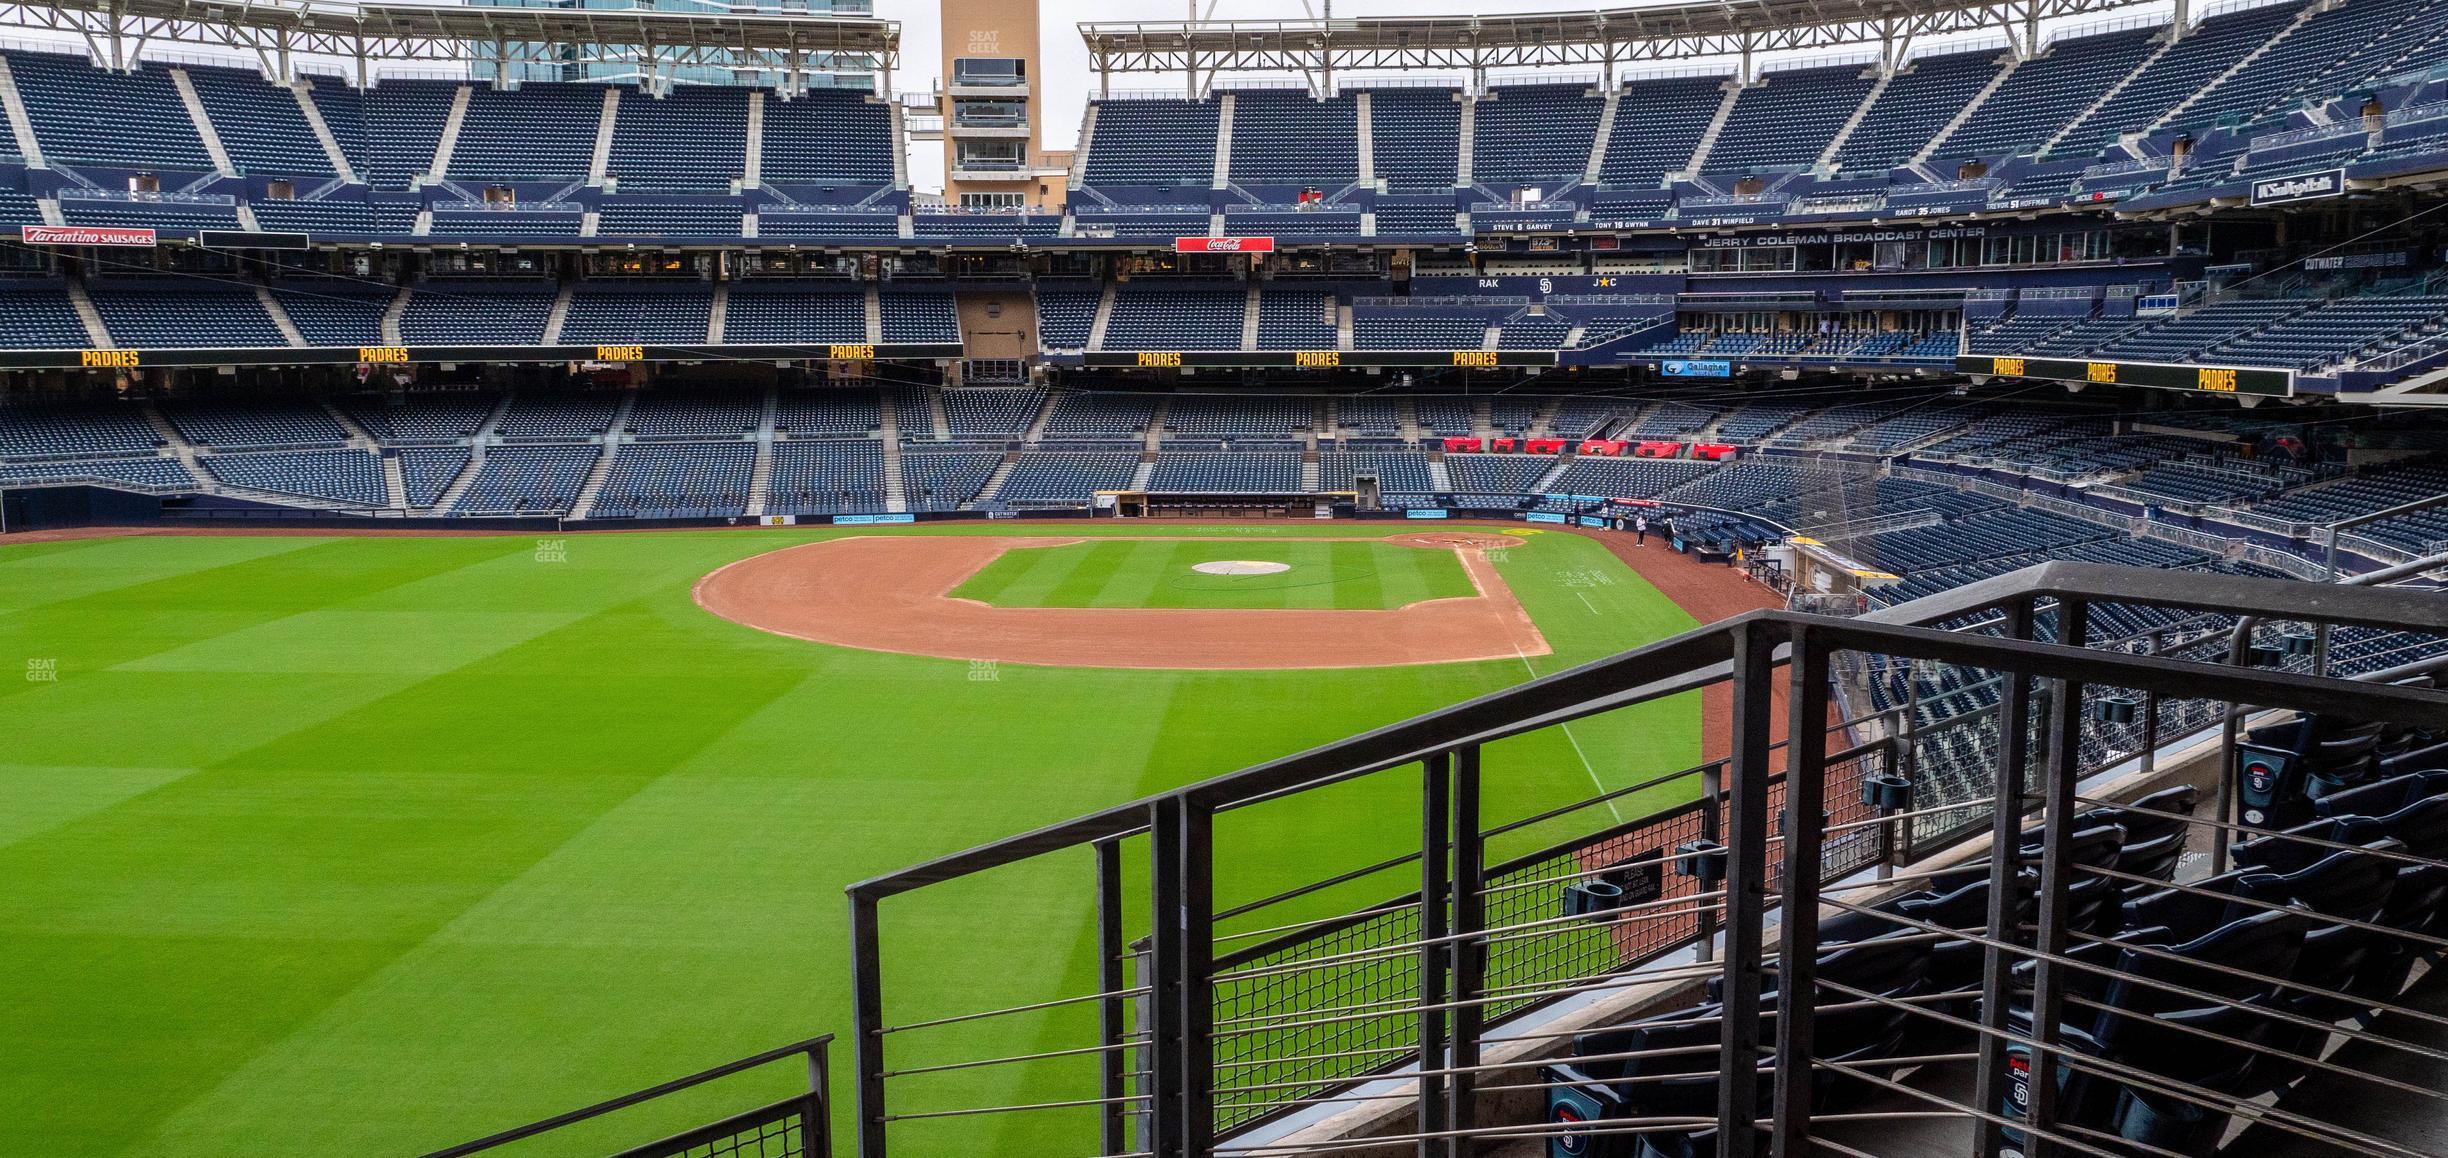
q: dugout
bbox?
[1099,490,1358,519]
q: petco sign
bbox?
[19,225,157,247]
[2251,169,2345,207]
[1175,236,1276,253]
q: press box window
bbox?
[952,58,1025,86]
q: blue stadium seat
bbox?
[4,51,212,170]
[607,86,747,193]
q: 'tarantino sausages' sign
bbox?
[19,225,157,247]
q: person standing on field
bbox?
[1634,514,1649,545]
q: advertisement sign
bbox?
[1696,225,1989,249]
[1662,359,1733,378]
[2305,251,2409,271]
[1960,354,2291,397]
[20,225,156,247]
[1403,508,1450,519]
[1174,236,1275,253]
[2250,169,2346,207]
[831,513,916,526]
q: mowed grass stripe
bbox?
[0,598,812,1156]
[1332,539,1388,609]
[1035,539,1135,607]
[0,535,330,617]
[0,537,527,700]
[952,539,1091,606]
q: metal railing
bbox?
[841,563,2448,1158]
[1193,720,1895,1135]
[428,1036,833,1158]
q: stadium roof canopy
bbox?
[0,0,896,82]
[1080,0,2151,88]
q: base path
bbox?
[694,533,1551,670]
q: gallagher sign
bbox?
[2251,169,2346,207]
[20,225,157,247]
[1175,236,1275,253]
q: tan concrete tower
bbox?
[937,0,1066,209]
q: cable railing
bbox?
[838,562,2448,1157]
[425,1036,834,1158]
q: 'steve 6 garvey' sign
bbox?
[1174,236,1276,253]
[1959,353,2291,397]
[2251,169,2346,207]
[22,225,157,247]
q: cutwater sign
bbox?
[2251,169,2345,207]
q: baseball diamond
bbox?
[2,0,2448,1152]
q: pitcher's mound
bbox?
[1192,560,1294,576]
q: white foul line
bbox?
[1513,644,1623,823]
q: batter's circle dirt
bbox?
[693,534,1554,670]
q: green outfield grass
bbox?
[0,524,1703,1157]
[951,538,1476,610]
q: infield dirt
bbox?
[693,531,1553,669]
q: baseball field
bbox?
[0,521,1723,1156]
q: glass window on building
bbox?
[474,0,875,85]
[955,140,1027,172]
[952,58,1026,86]
[953,99,1026,127]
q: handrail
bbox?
[424,1036,833,1158]
[1208,721,1894,969]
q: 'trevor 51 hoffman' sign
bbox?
[1175,236,1276,253]
[19,225,157,247]
[2250,169,2346,207]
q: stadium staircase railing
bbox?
[426,1036,833,1158]
[839,561,2448,1158]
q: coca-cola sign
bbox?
[20,225,158,247]
[1174,236,1276,253]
